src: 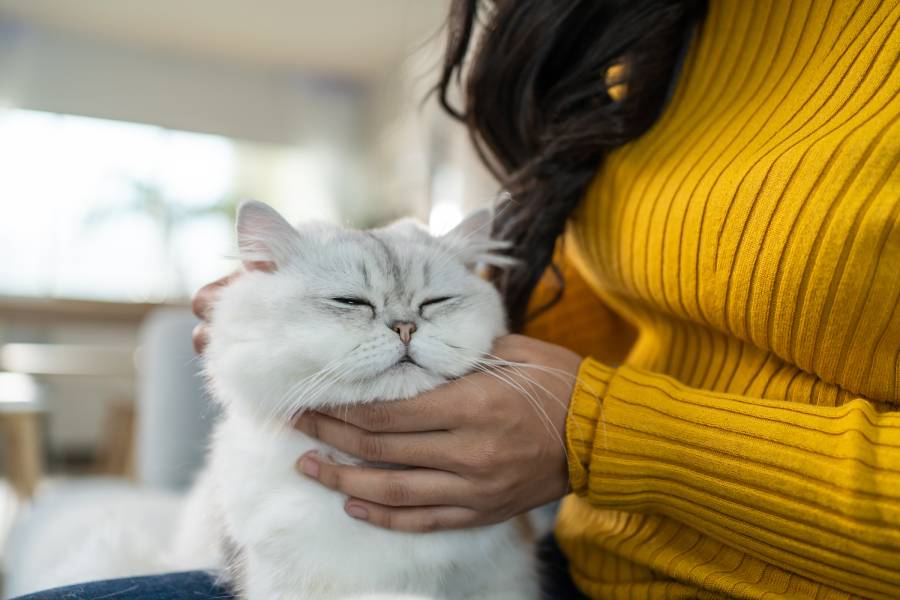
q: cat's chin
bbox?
[325,366,449,405]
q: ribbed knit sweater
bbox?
[526,0,900,598]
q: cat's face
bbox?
[205,201,510,423]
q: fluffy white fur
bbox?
[4,481,198,597]
[194,201,536,599]
[5,203,537,599]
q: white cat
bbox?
[4,202,538,599]
[188,201,538,599]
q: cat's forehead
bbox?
[357,230,455,287]
[303,226,464,291]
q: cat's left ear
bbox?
[442,207,516,269]
[236,200,302,272]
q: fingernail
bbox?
[346,503,368,520]
[298,453,319,479]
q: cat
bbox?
[185,201,538,599]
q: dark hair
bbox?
[437,0,707,331]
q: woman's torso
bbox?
[558,0,900,597]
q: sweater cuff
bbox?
[566,357,615,494]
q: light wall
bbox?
[0,20,370,223]
[364,31,498,229]
[0,16,498,231]
[0,21,364,146]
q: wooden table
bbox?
[0,297,185,494]
[0,373,44,499]
[0,342,136,493]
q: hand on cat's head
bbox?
[192,272,236,354]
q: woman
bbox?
[22,0,900,598]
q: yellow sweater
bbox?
[528,0,900,598]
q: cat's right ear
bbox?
[442,207,517,270]
[236,200,301,272]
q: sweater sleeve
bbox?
[567,357,900,594]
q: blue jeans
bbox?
[12,535,587,599]
[11,571,231,600]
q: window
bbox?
[0,109,342,302]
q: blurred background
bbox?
[0,0,498,590]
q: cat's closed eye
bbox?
[330,297,374,309]
[419,296,455,315]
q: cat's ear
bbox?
[236,200,301,272]
[442,207,516,269]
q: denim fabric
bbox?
[10,571,232,600]
[12,535,588,600]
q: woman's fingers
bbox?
[191,273,235,320]
[343,501,481,533]
[293,412,460,469]
[192,323,209,354]
[297,452,474,508]
[190,272,239,354]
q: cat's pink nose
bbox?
[391,321,417,344]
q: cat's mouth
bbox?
[387,353,428,374]
[397,354,419,367]
[378,353,432,377]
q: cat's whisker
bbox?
[436,342,569,457]
[478,353,598,393]
[443,343,573,404]
[468,362,552,434]
[480,355,598,447]
[480,353,578,379]
[477,359,570,412]
[454,370,491,399]
[283,361,356,416]
[469,363,566,454]
[480,363,568,455]
[272,357,343,410]
[476,355,599,453]
[263,356,356,427]
[267,367,337,423]
[475,352,601,411]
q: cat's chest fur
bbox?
[204,411,534,600]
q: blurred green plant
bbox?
[84,177,238,299]
[86,178,237,235]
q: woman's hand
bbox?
[293,334,581,533]
[191,273,238,353]
[192,278,582,531]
